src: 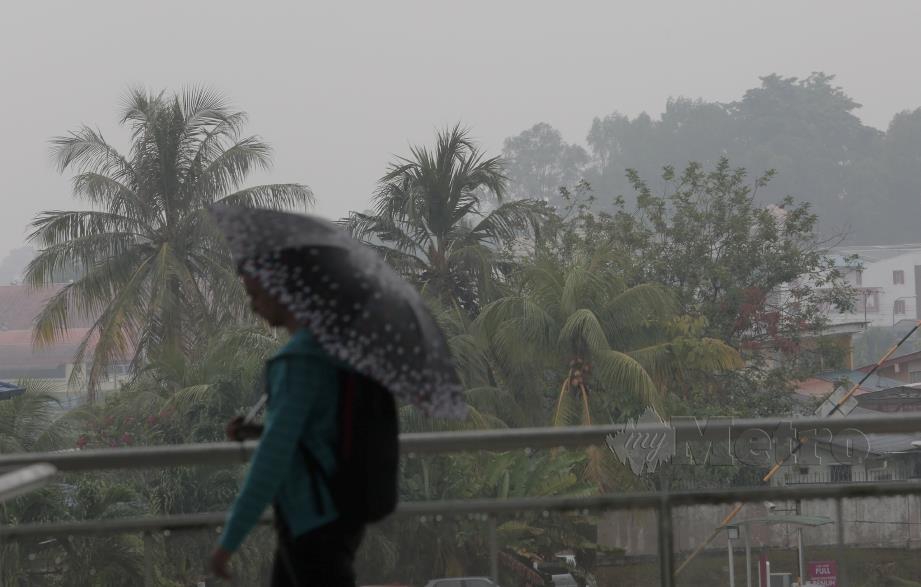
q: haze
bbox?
[2,0,920,256]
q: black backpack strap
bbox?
[298,370,357,516]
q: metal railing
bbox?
[3,411,921,472]
[5,413,921,586]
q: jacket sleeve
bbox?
[219,355,337,552]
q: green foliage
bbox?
[345,124,549,311]
[4,87,880,583]
[479,249,742,428]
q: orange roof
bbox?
[0,284,94,331]
[0,285,130,371]
[0,328,96,369]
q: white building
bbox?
[828,244,921,329]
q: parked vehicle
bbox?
[424,578,500,587]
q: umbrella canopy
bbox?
[0,381,25,401]
[209,205,466,419]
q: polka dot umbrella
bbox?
[209,205,466,420]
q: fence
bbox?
[6,413,921,586]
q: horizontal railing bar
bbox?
[3,413,921,472]
[5,481,921,539]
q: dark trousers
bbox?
[271,515,365,587]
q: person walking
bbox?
[206,206,465,586]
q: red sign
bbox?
[808,560,838,586]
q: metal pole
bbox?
[143,531,153,587]
[728,535,736,587]
[657,498,674,587]
[488,515,498,583]
[836,498,847,587]
[745,525,752,587]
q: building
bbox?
[0,284,129,398]
[793,369,904,409]
[857,350,921,384]
[828,244,921,328]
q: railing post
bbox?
[835,497,847,586]
[143,531,153,587]
[744,524,752,587]
[658,496,674,587]
[488,514,498,582]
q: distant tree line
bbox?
[503,72,921,245]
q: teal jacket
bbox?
[219,329,340,552]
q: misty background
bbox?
[3,1,921,281]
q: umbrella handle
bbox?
[243,394,268,425]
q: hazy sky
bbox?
[2,1,921,257]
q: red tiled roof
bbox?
[0,285,125,371]
[0,328,95,369]
[0,284,94,331]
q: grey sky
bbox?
[2,1,920,256]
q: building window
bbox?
[911,371,921,384]
[894,270,905,285]
[859,290,880,314]
[895,299,907,315]
[855,270,863,286]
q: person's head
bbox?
[240,273,292,328]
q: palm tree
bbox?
[25,88,313,398]
[346,125,547,310]
[479,251,743,427]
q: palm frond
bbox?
[558,308,610,355]
[50,126,135,181]
[196,136,273,196]
[28,210,141,248]
[216,183,314,210]
[603,283,678,340]
[592,349,662,413]
[466,198,548,245]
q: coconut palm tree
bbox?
[25,88,313,398]
[479,250,743,427]
[345,125,547,311]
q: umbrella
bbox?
[208,205,466,419]
[0,381,25,401]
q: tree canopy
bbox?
[504,72,920,245]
